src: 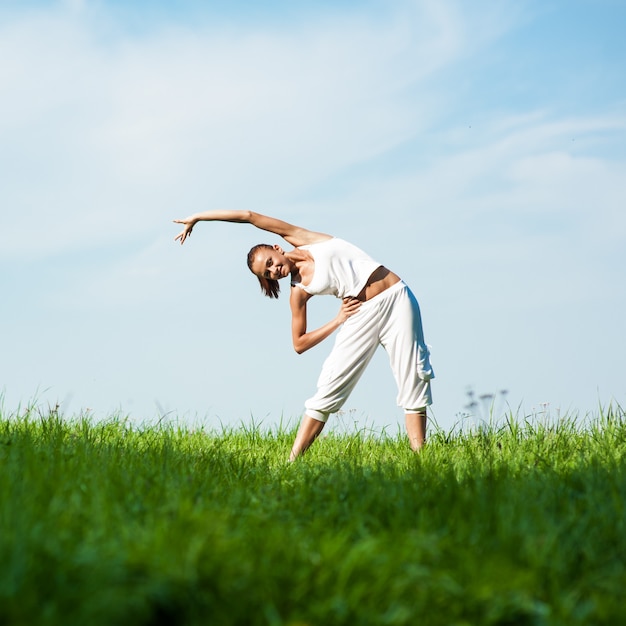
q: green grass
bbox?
[1,403,625,625]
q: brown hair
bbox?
[247,244,280,299]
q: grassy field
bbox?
[1,404,625,625]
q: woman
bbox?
[173,210,434,460]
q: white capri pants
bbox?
[304,280,434,422]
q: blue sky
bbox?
[1,0,625,433]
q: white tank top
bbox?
[291,238,381,298]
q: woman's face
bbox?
[250,245,291,280]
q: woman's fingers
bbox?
[173,220,193,244]
[341,297,362,317]
[337,298,361,324]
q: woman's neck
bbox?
[286,249,314,283]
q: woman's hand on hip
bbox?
[337,297,362,324]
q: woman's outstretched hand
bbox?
[173,217,197,245]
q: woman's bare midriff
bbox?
[356,266,401,302]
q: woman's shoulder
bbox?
[296,233,334,249]
[306,237,359,251]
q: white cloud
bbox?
[0,0,514,261]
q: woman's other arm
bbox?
[173,210,331,248]
[290,288,361,354]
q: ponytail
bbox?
[257,276,280,299]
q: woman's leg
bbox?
[289,416,326,461]
[405,410,427,451]
[379,285,433,450]
[292,301,382,460]
[303,304,381,426]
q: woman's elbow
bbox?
[293,340,307,354]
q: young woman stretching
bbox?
[173,210,434,460]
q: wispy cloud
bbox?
[0,0,515,260]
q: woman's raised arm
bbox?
[173,210,331,247]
